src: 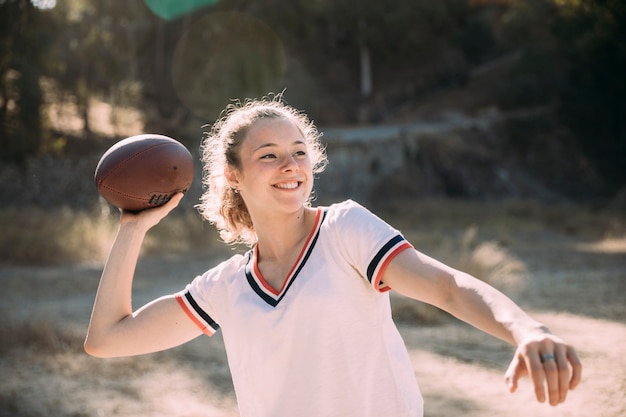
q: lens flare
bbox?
[171,12,286,120]
[144,0,219,21]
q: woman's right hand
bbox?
[120,192,184,231]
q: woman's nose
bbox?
[281,154,299,172]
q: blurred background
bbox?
[0,0,625,261]
[1,3,625,416]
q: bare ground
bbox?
[1,226,625,417]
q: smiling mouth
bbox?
[273,181,301,190]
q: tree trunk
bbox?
[360,42,372,98]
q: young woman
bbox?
[85,96,582,417]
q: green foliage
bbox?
[499,0,626,191]
[0,0,52,164]
[1,0,623,193]
[47,0,155,133]
[254,0,476,89]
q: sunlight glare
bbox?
[31,0,56,10]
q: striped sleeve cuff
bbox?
[175,291,220,336]
[366,234,413,292]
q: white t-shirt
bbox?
[176,200,423,417]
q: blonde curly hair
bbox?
[197,94,328,246]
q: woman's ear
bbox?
[224,165,240,190]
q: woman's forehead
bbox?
[244,117,305,144]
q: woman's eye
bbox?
[295,150,307,157]
[260,154,276,159]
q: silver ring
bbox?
[541,353,555,362]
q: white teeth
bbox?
[274,182,299,189]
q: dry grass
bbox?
[379,198,625,240]
[2,193,622,268]
[0,199,624,417]
[142,209,224,257]
[457,226,527,290]
[0,314,82,356]
[576,236,626,254]
[382,198,624,325]
[390,225,528,325]
[0,206,117,265]
[0,199,622,329]
[0,204,224,266]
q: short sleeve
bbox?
[174,254,245,336]
[326,200,413,292]
[175,271,221,336]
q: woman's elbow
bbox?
[84,334,116,358]
[84,337,102,357]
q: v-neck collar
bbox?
[245,207,327,307]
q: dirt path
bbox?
[1,230,624,417]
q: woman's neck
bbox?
[252,206,316,263]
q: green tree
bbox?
[0,0,53,164]
[238,0,478,121]
[500,0,626,191]
[48,0,154,134]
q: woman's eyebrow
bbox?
[253,140,305,152]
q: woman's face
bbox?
[226,117,314,216]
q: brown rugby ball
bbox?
[94,134,194,212]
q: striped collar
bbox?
[245,207,327,307]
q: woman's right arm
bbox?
[84,194,202,358]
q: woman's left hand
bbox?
[504,332,582,406]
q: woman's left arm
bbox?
[383,248,582,406]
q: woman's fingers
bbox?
[505,334,582,406]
